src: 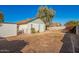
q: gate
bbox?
[76,26,79,35]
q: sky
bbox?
[0,5,79,25]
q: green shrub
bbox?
[31,28,36,33]
[0,19,4,23]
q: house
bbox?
[17,18,46,34]
[0,23,17,37]
[48,22,65,31]
[49,22,61,27]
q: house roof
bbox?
[65,25,75,30]
[17,18,32,25]
[0,22,16,24]
[17,17,40,25]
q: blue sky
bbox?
[0,5,79,25]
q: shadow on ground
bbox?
[0,38,28,53]
[60,33,79,53]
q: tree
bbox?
[37,6,55,30]
[0,12,4,23]
[64,20,79,27]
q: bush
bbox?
[64,20,79,27]
[31,28,36,33]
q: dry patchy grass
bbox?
[6,31,64,53]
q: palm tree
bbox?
[37,6,55,30]
[0,12,4,23]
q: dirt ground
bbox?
[6,31,64,53]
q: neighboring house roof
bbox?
[65,25,75,30]
[0,22,16,24]
[0,22,16,27]
[17,17,44,25]
[64,25,76,33]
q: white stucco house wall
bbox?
[48,26,66,31]
[0,23,17,37]
[49,26,66,30]
[17,18,46,34]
